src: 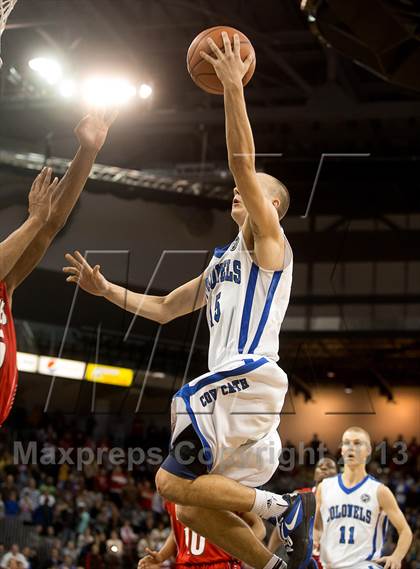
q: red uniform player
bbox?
[0,281,17,426]
[139,501,265,569]
[0,108,117,427]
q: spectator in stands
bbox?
[34,492,55,529]
[0,544,28,569]
[77,528,94,552]
[84,544,104,569]
[4,491,19,516]
[19,493,34,524]
[120,521,137,548]
[1,476,17,502]
[61,542,77,566]
[93,469,108,496]
[21,480,40,512]
[21,547,38,569]
[138,481,153,511]
[121,477,137,510]
[76,506,90,536]
[42,547,61,569]
[109,468,127,509]
[58,554,76,569]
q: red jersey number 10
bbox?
[183,527,206,556]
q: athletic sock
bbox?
[263,554,286,569]
[251,489,289,519]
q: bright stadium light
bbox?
[28,57,62,85]
[58,79,76,98]
[139,83,153,99]
[83,76,136,106]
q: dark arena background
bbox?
[0,1,419,569]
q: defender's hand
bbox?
[75,107,119,153]
[200,32,254,89]
[374,555,403,569]
[63,251,110,296]
[28,167,59,223]
[138,548,163,569]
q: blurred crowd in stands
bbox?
[0,411,418,569]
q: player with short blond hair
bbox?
[315,427,412,569]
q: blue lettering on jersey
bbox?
[199,378,249,407]
[205,260,242,292]
[326,505,372,524]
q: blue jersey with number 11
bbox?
[320,474,388,569]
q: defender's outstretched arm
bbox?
[0,168,58,285]
[4,108,118,297]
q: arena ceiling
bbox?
[0,0,419,213]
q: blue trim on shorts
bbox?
[175,356,268,473]
[160,453,199,480]
[179,393,213,469]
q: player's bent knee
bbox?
[155,468,186,502]
[155,468,171,498]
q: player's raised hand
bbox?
[373,556,403,569]
[28,167,60,224]
[138,548,163,569]
[200,32,254,88]
[63,251,109,296]
[74,106,119,153]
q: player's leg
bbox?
[175,505,278,569]
[156,468,315,569]
[156,467,282,514]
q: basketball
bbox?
[187,26,256,95]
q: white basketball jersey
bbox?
[204,228,293,371]
[320,474,388,569]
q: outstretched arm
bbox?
[63,251,206,324]
[0,168,58,285]
[4,108,118,296]
[201,33,284,270]
[374,484,413,569]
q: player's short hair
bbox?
[342,426,372,447]
[256,173,290,220]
